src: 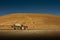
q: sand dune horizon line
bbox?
[0,13,59,17]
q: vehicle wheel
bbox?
[14,28,16,30]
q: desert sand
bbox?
[0,13,60,30]
[0,13,60,37]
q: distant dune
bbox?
[0,13,60,30]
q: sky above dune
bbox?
[0,0,60,16]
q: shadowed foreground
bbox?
[0,30,60,36]
[0,30,60,40]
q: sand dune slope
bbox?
[0,13,60,30]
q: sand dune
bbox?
[0,13,60,30]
